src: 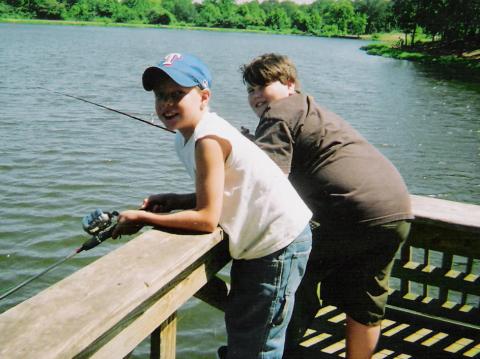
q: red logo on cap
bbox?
[163,53,182,67]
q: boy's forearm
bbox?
[139,208,217,233]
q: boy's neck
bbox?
[179,108,209,141]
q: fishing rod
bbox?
[39,87,175,134]
[0,209,119,301]
[1,88,177,301]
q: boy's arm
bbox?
[113,136,230,237]
[142,193,196,212]
[254,118,294,175]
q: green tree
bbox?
[112,5,137,23]
[146,7,175,25]
[278,0,299,18]
[390,0,479,47]
[260,0,280,16]
[196,0,222,27]
[238,1,266,27]
[16,0,65,19]
[391,0,422,46]
[67,0,95,21]
[438,0,480,43]
[265,7,291,31]
[416,0,444,41]
[95,0,120,18]
[122,0,162,22]
[354,0,392,34]
[323,0,355,34]
[306,8,323,35]
[217,0,241,28]
[161,0,196,23]
[349,12,367,35]
[0,1,21,17]
[291,9,309,33]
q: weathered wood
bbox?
[159,314,177,359]
[0,228,228,359]
[411,195,480,233]
[86,239,229,359]
[150,313,177,359]
[408,222,479,257]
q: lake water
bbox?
[0,23,479,358]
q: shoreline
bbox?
[0,17,368,38]
[358,33,480,76]
[360,42,480,77]
[3,18,478,77]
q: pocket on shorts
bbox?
[271,294,291,327]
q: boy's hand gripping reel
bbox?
[79,209,119,252]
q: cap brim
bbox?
[142,66,200,91]
[142,67,163,91]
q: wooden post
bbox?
[151,313,177,359]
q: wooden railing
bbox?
[300,196,480,358]
[0,195,479,358]
[0,228,230,359]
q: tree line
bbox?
[1,0,478,46]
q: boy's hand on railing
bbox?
[142,193,181,213]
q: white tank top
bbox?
[175,111,311,259]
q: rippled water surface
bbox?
[0,23,479,357]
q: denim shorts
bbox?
[225,224,312,359]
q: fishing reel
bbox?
[80,209,119,251]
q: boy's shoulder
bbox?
[262,93,317,125]
[265,92,306,115]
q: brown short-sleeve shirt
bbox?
[255,93,413,227]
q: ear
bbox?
[287,81,296,96]
[200,88,211,109]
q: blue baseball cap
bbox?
[142,53,212,91]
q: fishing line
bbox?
[0,250,79,301]
[1,87,179,302]
[0,210,118,301]
[39,87,175,133]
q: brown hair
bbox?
[240,53,298,87]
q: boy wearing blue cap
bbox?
[112,53,313,359]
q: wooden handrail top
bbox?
[411,195,480,233]
[0,228,224,359]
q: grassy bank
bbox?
[360,35,480,75]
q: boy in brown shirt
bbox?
[241,53,413,359]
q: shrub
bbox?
[146,8,175,25]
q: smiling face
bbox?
[153,76,210,139]
[247,80,296,118]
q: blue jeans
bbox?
[225,225,312,359]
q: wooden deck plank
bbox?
[302,303,480,358]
